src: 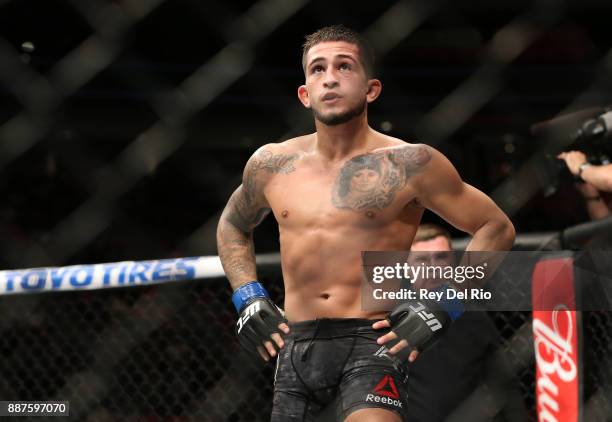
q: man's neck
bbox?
[314,115,371,161]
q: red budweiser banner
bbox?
[532,256,582,422]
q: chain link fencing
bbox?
[1,265,611,421]
[2,0,612,420]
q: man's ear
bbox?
[298,85,311,108]
[366,79,382,103]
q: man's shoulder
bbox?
[273,133,315,153]
[369,134,431,155]
[369,136,435,170]
[243,137,311,179]
[257,134,314,154]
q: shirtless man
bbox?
[216,25,515,422]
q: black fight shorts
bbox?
[271,318,409,421]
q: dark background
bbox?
[1,0,612,268]
[1,2,612,420]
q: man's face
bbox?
[299,41,376,126]
[411,236,453,258]
[409,235,454,290]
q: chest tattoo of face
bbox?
[331,145,431,211]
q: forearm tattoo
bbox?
[217,224,257,283]
[332,145,431,211]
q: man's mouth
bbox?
[322,93,341,102]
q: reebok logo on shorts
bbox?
[373,375,399,398]
[365,375,403,408]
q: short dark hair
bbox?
[414,224,452,245]
[302,25,375,77]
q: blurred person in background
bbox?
[558,150,612,220]
[407,224,528,422]
[574,180,610,220]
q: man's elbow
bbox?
[217,208,253,239]
[495,217,516,248]
[505,220,516,245]
[475,216,515,249]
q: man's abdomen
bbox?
[278,224,415,321]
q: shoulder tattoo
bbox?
[226,148,300,231]
[249,149,300,175]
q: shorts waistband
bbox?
[288,318,382,336]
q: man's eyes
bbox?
[312,65,324,73]
[311,63,352,73]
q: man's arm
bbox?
[579,164,612,192]
[217,145,299,287]
[373,146,514,362]
[216,173,270,289]
[414,146,515,251]
[558,150,612,192]
[216,145,298,362]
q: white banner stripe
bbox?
[0,256,227,295]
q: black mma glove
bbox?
[232,281,287,354]
[386,285,464,359]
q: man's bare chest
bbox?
[264,152,421,226]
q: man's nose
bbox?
[323,69,339,88]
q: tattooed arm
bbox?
[218,145,299,361]
[216,145,298,289]
[413,146,515,251]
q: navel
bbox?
[365,211,375,219]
